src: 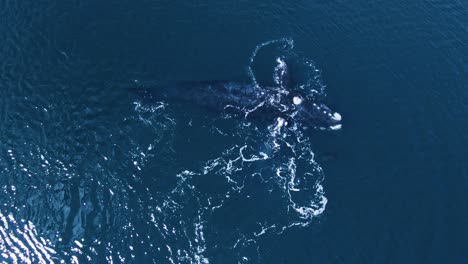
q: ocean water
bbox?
[0,0,467,263]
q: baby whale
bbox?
[129,59,342,130]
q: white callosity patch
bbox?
[293,96,302,105]
[332,112,342,121]
[329,112,342,130]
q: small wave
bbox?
[0,211,56,264]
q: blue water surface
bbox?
[0,0,466,263]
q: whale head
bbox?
[294,97,342,130]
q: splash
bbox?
[247,38,327,100]
[247,38,294,89]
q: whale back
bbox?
[129,81,265,110]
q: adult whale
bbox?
[128,59,342,130]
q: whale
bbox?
[128,59,342,130]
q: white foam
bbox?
[248,38,293,88]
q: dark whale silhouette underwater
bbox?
[128,58,342,130]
